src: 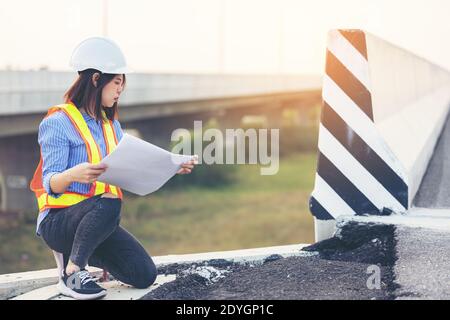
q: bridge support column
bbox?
[0,170,6,211]
[0,134,40,213]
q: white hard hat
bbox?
[69,36,132,74]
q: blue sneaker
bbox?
[57,269,107,300]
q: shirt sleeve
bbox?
[113,119,124,142]
[38,114,70,198]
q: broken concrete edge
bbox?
[5,214,449,300]
[303,216,399,300]
[305,213,450,300]
[145,216,405,300]
[12,275,178,301]
[0,243,312,300]
[338,211,450,232]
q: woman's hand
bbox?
[177,156,198,175]
[66,162,108,184]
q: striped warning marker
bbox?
[310,29,408,220]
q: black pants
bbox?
[39,194,157,289]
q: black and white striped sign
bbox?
[310,30,408,220]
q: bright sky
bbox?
[1,0,449,74]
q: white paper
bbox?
[97,133,196,196]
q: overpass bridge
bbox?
[0,72,320,136]
[0,72,321,212]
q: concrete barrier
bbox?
[310,29,450,241]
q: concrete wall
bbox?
[310,29,450,241]
[366,33,450,206]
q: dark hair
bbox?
[64,69,126,122]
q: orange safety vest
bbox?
[30,103,123,213]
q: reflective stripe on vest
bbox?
[30,103,122,213]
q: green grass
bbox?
[0,151,317,274]
[0,224,55,274]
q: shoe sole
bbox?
[56,280,107,300]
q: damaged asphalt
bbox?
[142,222,398,300]
[142,220,450,300]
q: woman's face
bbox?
[101,74,124,108]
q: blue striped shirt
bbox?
[36,109,124,236]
